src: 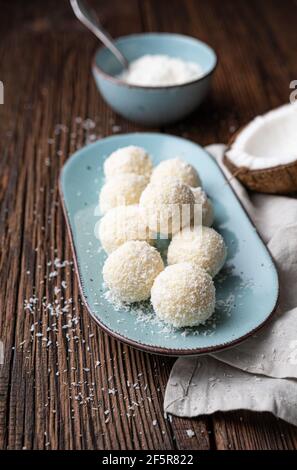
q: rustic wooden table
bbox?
[1,0,297,451]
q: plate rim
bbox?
[59,132,280,356]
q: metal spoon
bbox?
[70,0,129,70]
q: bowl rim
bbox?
[92,32,218,90]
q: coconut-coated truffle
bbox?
[104,145,153,180]
[103,241,164,303]
[100,173,148,214]
[151,263,215,327]
[98,205,155,254]
[140,177,195,236]
[191,187,214,227]
[167,226,227,277]
[151,158,201,187]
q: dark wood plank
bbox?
[0,0,297,451]
[213,411,297,450]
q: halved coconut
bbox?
[224,102,297,194]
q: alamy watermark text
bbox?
[0,81,3,104]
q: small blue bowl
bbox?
[92,33,217,126]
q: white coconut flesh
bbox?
[226,102,297,170]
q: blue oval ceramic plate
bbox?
[59,133,279,356]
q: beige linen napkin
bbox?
[164,144,297,425]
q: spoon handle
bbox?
[70,0,129,70]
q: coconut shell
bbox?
[223,154,297,194]
[224,127,297,195]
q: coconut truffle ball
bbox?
[103,241,164,303]
[100,173,148,214]
[151,263,215,327]
[140,177,195,236]
[191,187,214,227]
[167,226,227,277]
[98,205,155,253]
[104,145,153,180]
[151,158,201,187]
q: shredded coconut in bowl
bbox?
[119,54,204,87]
